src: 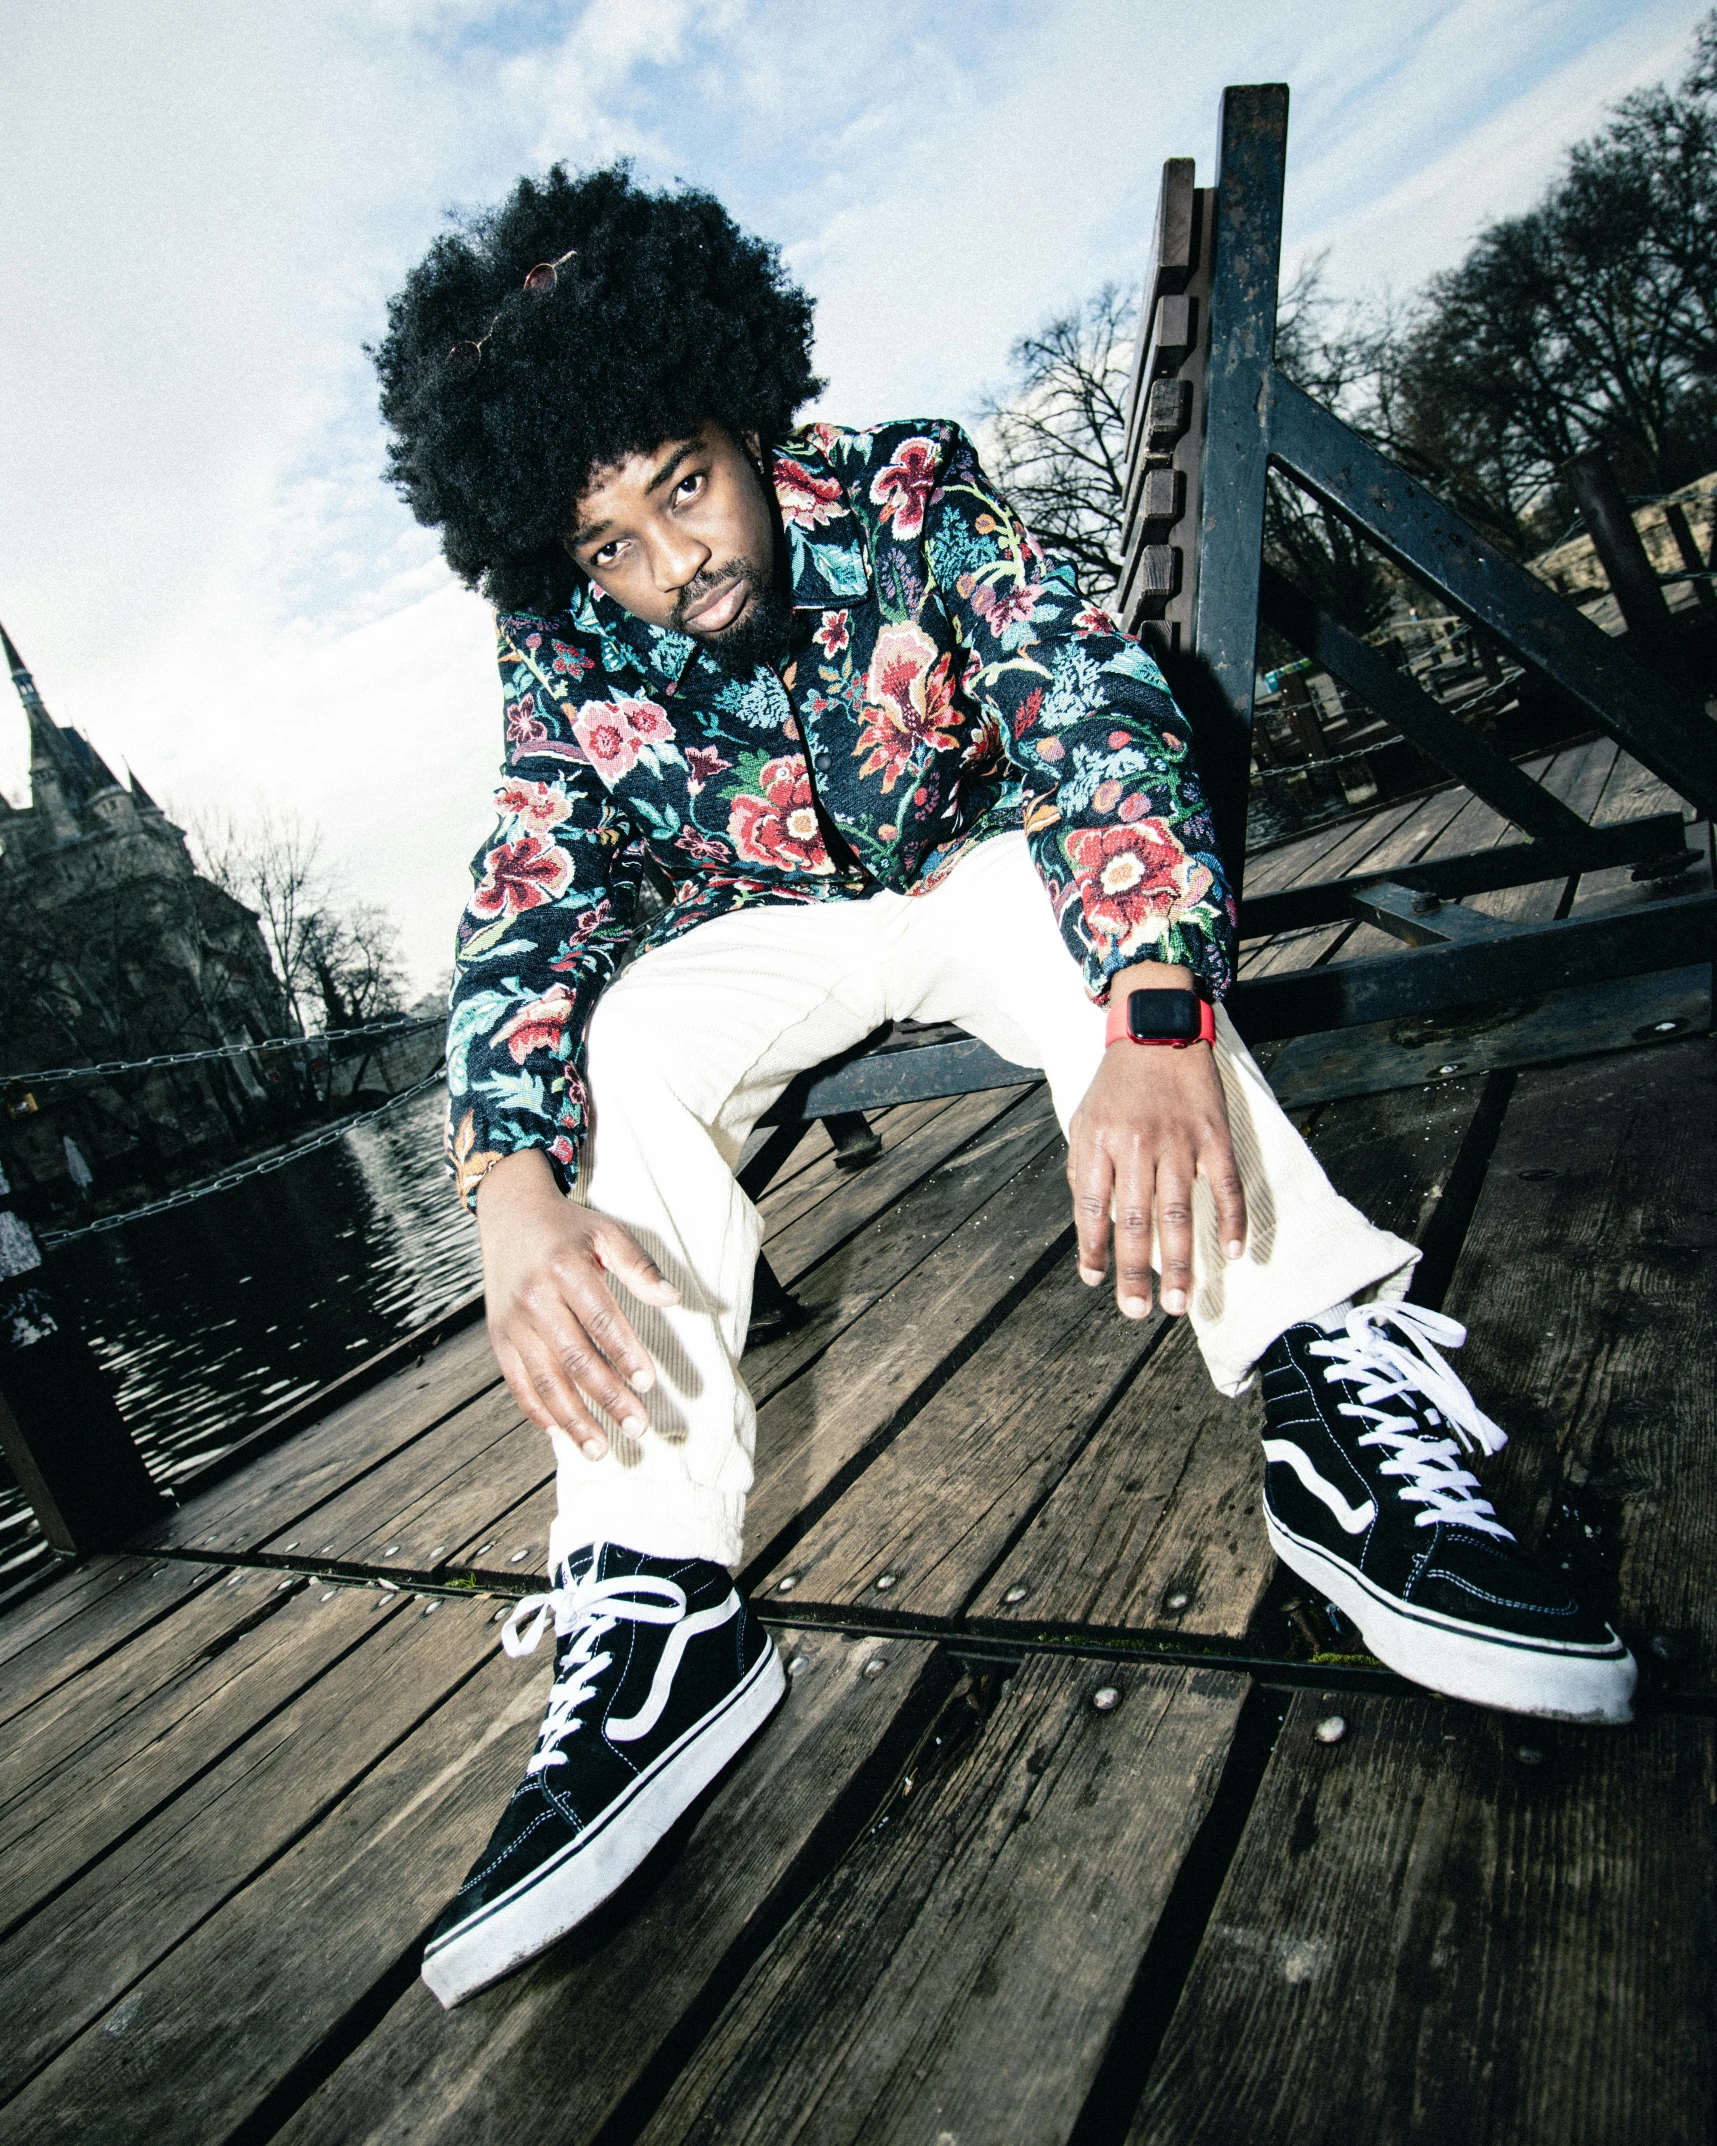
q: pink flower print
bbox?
[469,832,574,920]
[492,984,575,1065]
[855,622,961,793]
[971,580,1043,635]
[773,454,847,529]
[1074,602,1119,638]
[814,610,851,660]
[684,745,731,795]
[869,437,941,542]
[1093,779,1124,814]
[547,1133,577,1166]
[727,756,834,873]
[1065,822,1213,962]
[505,693,548,753]
[494,777,572,832]
[571,694,674,778]
[675,826,730,863]
[550,639,595,679]
[1118,793,1148,822]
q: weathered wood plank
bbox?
[742,1085,1060,1404]
[0,1570,370,1930]
[140,1317,504,1558]
[742,1124,1078,1570]
[763,1083,1036,1287]
[636,1658,1248,2146]
[754,1253,1167,1617]
[979,1077,1494,1636]
[756,1094,956,1241]
[1128,1693,1716,2146]
[1446,1041,1717,1682]
[0,1562,323,1816]
[271,1631,945,2146]
[0,1589,499,2110]
[0,1557,216,1732]
[253,1382,532,1572]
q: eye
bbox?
[591,539,624,568]
[675,470,706,503]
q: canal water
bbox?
[0,1084,481,1595]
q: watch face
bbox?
[1127,988,1202,1042]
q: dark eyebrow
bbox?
[568,438,704,556]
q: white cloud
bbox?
[1,0,1709,989]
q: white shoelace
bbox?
[1308,1302,1513,1540]
[502,1560,688,1776]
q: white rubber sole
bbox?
[422,1639,787,2007]
[1266,1512,1637,1725]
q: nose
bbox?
[652,526,710,595]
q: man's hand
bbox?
[477,1148,681,1459]
[1067,964,1247,1320]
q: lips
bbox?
[682,576,750,634]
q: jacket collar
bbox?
[569,433,870,693]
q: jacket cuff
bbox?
[445,1078,590,1216]
[1087,918,1235,1005]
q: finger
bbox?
[1069,1140,1116,1286]
[1112,1149,1156,1319]
[1201,1133,1248,1260]
[534,1292,650,1436]
[494,1339,560,1439]
[593,1220,682,1309]
[563,1263,660,1400]
[516,1332,614,1460]
[1155,1158,1196,1317]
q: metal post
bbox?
[1186,82,1290,893]
[1663,500,1715,613]
[1562,450,1679,675]
[0,1166,166,1554]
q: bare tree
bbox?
[301,902,407,1029]
[980,285,1136,595]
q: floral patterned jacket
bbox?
[446,419,1235,1211]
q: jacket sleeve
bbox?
[444,615,647,1213]
[925,425,1238,1001]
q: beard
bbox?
[676,558,793,676]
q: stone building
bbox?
[0,623,295,1207]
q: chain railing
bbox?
[2,1013,442,1091]
[37,1069,448,1249]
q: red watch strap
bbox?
[1105,988,1217,1048]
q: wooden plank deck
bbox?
[0,739,1711,2145]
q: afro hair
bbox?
[373,163,823,615]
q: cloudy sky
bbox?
[2,0,1710,993]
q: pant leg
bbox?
[885,833,1419,1396]
[545,894,896,1571]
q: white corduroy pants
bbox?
[546,832,1418,1571]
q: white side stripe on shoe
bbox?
[606,1592,742,1743]
[1263,1440,1377,1535]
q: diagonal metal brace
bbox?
[1257,565,1621,860]
[1266,378,1717,817]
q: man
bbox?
[374,165,1634,2008]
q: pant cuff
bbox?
[1193,1228,1420,1398]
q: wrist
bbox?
[1111,960,1195,996]
[475,1146,565,1231]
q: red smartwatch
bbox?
[1105,985,1216,1049]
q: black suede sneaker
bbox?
[1260,1303,1635,1724]
[421,1542,784,2006]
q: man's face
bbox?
[566,423,781,659]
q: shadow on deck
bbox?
[0,739,1712,2146]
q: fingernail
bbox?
[1226,1240,1244,1260]
[630,1368,654,1394]
[1121,1296,1150,1318]
[623,1412,647,1435]
[1163,1289,1188,1316]
[582,1439,606,1460]
[1079,1265,1104,1286]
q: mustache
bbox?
[673,561,761,636]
